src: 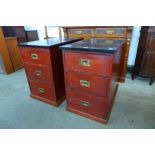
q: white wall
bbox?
[25,26,45,40]
[127,26,141,66]
[25,26,60,40]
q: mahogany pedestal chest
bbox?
[18,37,82,106]
[60,38,125,124]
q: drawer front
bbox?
[20,47,51,65]
[67,90,107,118]
[64,52,112,77]
[94,38,125,45]
[95,28,126,36]
[29,80,55,100]
[65,72,108,97]
[68,29,92,35]
[25,64,52,82]
[67,29,93,38]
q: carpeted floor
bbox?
[0,69,155,129]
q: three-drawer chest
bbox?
[18,37,82,106]
[60,38,125,124]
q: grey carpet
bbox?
[0,69,155,129]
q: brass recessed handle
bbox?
[31,54,38,60]
[105,40,114,44]
[79,100,90,107]
[80,59,91,67]
[80,80,90,87]
[38,88,45,93]
[35,70,42,77]
[76,30,83,34]
[106,30,115,34]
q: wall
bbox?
[25,26,60,40]
[25,26,44,40]
[127,26,141,66]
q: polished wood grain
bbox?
[20,47,51,65]
[5,37,23,71]
[64,51,112,76]
[67,90,107,118]
[29,79,55,100]
[25,64,53,82]
[49,46,66,101]
[62,43,124,124]
[65,70,108,97]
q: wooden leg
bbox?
[149,78,154,85]
[131,69,135,80]
[132,73,135,80]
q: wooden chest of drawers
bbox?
[132,26,155,85]
[0,27,23,74]
[18,37,82,106]
[60,38,124,124]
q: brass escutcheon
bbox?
[80,59,91,67]
[106,30,115,34]
[79,100,90,107]
[38,88,45,93]
[31,54,38,60]
[80,80,90,87]
[35,70,42,77]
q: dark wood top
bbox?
[60,38,125,54]
[17,37,83,48]
[61,26,130,29]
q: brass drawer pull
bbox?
[106,30,115,34]
[80,59,91,67]
[79,100,90,107]
[38,88,45,93]
[80,80,90,87]
[76,30,83,34]
[31,54,38,60]
[35,70,42,77]
[105,40,114,44]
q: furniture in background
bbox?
[5,37,23,71]
[18,37,82,106]
[0,26,39,74]
[13,26,27,43]
[2,26,39,43]
[62,26,132,82]
[14,27,39,42]
[132,26,155,85]
[26,30,39,42]
[61,26,132,83]
[0,27,23,74]
[60,38,125,124]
